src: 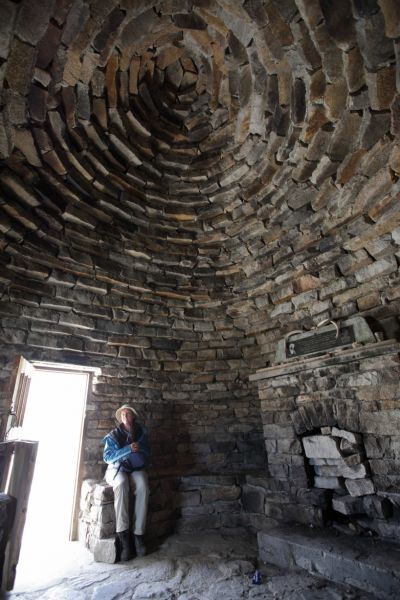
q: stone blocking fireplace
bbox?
[250,338,400,542]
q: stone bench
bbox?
[258,523,400,600]
[78,474,245,562]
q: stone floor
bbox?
[5,529,378,600]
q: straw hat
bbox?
[115,404,138,422]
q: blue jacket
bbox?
[103,423,150,470]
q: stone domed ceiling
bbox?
[0,0,399,380]
[3,0,295,296]
[0,0,395,290]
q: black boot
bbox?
[117,530,134,561]
[134,534,146,557]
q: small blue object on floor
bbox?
[252,569,262,585]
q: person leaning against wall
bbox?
[103,404,150,561]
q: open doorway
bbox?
[8,365,91,589]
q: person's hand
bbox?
[131,442,139,452]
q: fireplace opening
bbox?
[301,427,394,536]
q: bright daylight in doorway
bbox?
[9,369,89,589]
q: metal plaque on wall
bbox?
[285,325,355,359]
[274,317,377,364]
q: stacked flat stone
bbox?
[79,480,116,551]
[303,427,374,504]
[0,0,400,506]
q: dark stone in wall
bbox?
[351,0,380,19]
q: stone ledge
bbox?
[258,524,400,600]
[250,339,400,381]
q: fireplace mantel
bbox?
[250,339,400,383]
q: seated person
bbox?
[103,404,150,560]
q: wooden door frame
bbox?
[69,370,91,541]
[1,357,100,590]
[1,440,38,592]
[26,361,99,541]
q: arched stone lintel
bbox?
[290,398,361,436]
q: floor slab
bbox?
[5,528,379,599]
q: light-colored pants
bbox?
[105,466,149,535]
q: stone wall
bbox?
[0,345,265,482]
[0,0,400,531]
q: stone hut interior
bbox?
[1,1,400,598]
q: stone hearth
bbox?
[258,523,400,600]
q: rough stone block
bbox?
[201,485,241,504]
[176,491,201,507]
[0,2,17,59]
[345,478,375,497]
[360,112,391,150]
[294,487,330,508]
[290,411,308,435]
[175,514,221,532]
[320,427,332,435]
[309,458,333,466]
[93,538,117,563]
[354,256,397,284]
[314,476,342,489]
[343,45,365,93]
[315,462,367,479]
[93,483,114,503]
[331,427,361,444]
[332,495,364,515]
[302,435,341,459]
[379,0,400,38]
[15,0,53,45]
[89,502,115,525]
[241,488,265,513]
[343,453,363,467]
[365,65,396,111]
[355,10,394,70]
[0,112,14,159]
[362,495,393,519]
[5,38,37,95]
[361,410,400,435]
[340,438,361,455]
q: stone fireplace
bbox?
[302,426,393,527]
[249,333,400,543]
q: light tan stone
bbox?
[324,79,347,122]
[129,56,140,95]
[366,65,396,110]
[157,46,183,70]
[293,275,320,294]
[14,129,41,166]
[5,38,36,95]
[300,106,330,144]
[336,150,367,185]
[389,144,400,174]
[378,0,400,38]
[343,46,365,93]
[106,54,119,109]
